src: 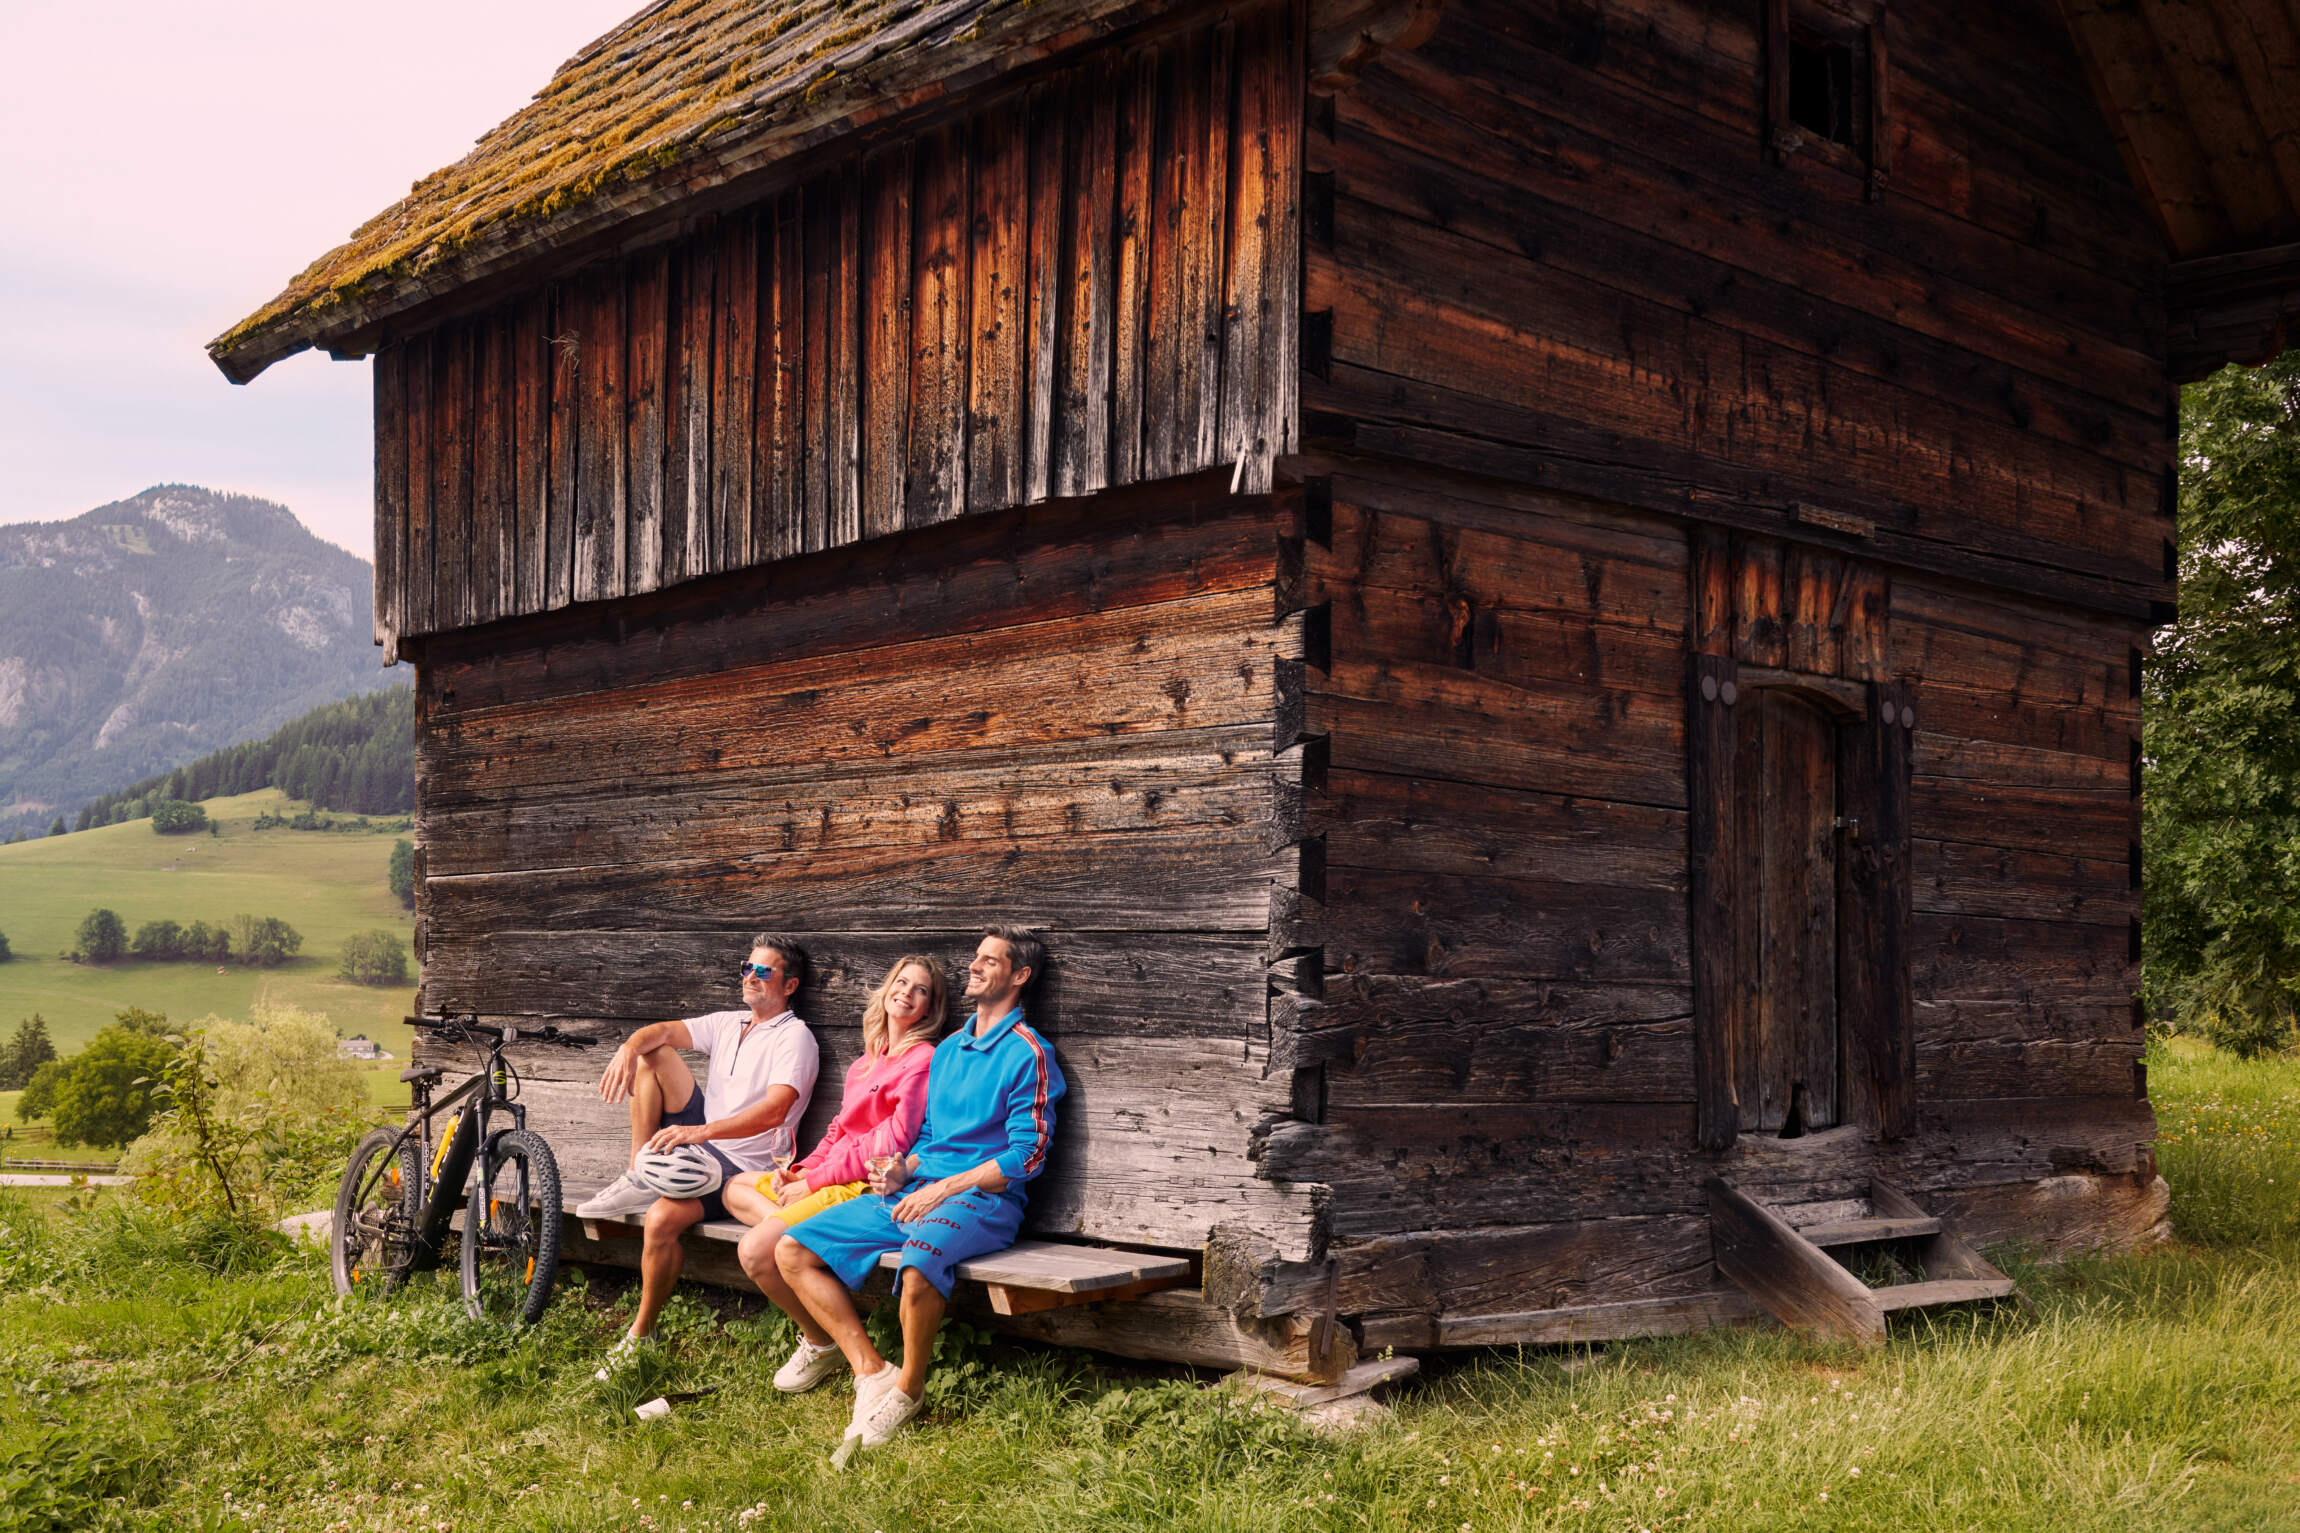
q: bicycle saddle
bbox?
[399,1063,445,1085]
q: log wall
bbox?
[1264,0,2164,1342]
[409,482,1327,1260]
[372,0,1301,655]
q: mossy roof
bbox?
[209,0,1154,383]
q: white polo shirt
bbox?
[682,1008,820,1171]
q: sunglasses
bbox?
[736,962,780,982]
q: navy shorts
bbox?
[662,1094,742,1222]
[787,1185,1025,1298]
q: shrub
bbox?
[125,1002,372,1219]
[228,914,301,967]
[71,907,126,964]
[129,919,186,961]
[149,799,208,835]
[182,920,230,962]
[0,928,10,962]
[45,1026,177,1148]
[388,837,416,909]
[338,929,410,986]
[0,1014,57,1090]
[113,1006,170,1036]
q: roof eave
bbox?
[208,0,1203,384]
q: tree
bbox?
[2146,351,2300,1052]
[46,1026,176,1148]
[71,908,126,964]
[17,1058,65,1123]
[338,930,410,986]
[229,914,302,967]
[388,838,416,910]
[0,1015,56,1090]
[46,817,65,837]
[0,930,10,963]
[130,920,186,961]
[112,1007,170,1036]
[183,921,230,962]
[150,799,208,835]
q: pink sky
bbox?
[0,0,639,559]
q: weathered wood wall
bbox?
[370,0,1300,657]
[409,482,1327,1260]
[1302,0,2176,621]
[1256,0,2163,1343]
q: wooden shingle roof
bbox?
[209,0,1184,383]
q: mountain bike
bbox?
[331,1014,596,1326]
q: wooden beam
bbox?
[1707,1178,1886,1345]
[2167,238,2300,379]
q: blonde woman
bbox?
[727,954,944,1392]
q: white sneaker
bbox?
[844,1363,899,1435]
[773,1338,845,1393]
[593,1331,652,1381]
[850,1379,921,1449]
[575,1173,657,1221]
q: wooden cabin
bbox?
[214,0,2300,1374]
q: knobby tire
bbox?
[460,1128,563,1327]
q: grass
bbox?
[1,1040,2296,1532]
[0,789,417,1058]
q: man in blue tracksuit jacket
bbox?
[780,925,1065,1452]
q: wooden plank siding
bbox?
[1301,0,2175,623]
[411,483,1327,1259]
[372,2,1300,655]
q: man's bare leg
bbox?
[893,1267,945,1399]
[624,1046,696,1166]
[776,1239,885,1378]
[736,1220,832,1346]
[631,1194,705,1338]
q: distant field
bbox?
[0,789,417,1058]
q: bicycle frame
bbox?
[391,1030,531,1273]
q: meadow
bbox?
[1,1037,2296,1532]
[0,789,417,1057]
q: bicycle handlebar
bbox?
[410,1014,599,1048]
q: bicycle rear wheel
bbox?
[333,1126,418,1296]
[460,1128,563,1326]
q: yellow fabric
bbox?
[767,1179,866,1227]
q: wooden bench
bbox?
[572,1206,1193,1316]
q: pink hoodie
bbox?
[795,1043,935,1189]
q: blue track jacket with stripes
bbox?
[911,1008,1065,1191]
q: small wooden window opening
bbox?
[1766,0,1890,197]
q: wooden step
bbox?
[1872,1277,2017,1312]
[1800,1215,1942,1247]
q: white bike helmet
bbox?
[629,1144,724,1199]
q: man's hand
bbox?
[644,1121,710,1153]
[598,1044,638,1104]
[893,1178,953,1223]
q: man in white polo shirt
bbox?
[576,933,820,1371]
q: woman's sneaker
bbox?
[575,1173,657,1221]
[773,1338,844,1393]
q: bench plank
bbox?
[576,1203,1191,1295]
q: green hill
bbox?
[0,788,416,1058]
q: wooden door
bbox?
[1731,689,1839,1132]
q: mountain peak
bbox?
[0,487,379,832]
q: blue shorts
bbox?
[662,1095,741,1222]
[788,1186,1025,1298]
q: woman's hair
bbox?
[862,955,948,1059]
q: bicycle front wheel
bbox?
[460,1128,563,1326]
[334,1126,418,1297]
